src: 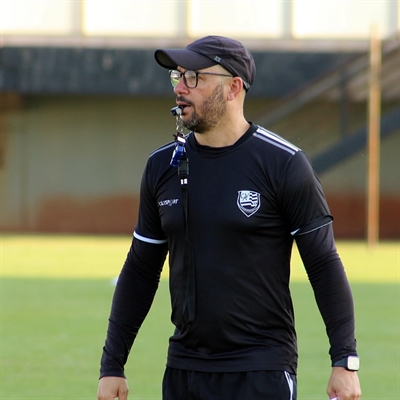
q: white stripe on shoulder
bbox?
[254,126,300,155]
[134,231,168,244]
[149,142,176,158]
[149,133,190,158]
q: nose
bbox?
[173,77,189,95]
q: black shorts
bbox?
[162,367,297,400]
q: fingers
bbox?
[327,368,361,400]
[97,376,129,400]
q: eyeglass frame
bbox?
[169,69,234,89]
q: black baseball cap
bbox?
[154,35,256,91]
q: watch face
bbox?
[348,356,360,370]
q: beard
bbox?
[179,83,227,134]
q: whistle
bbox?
[170,106,183,116]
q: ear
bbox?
[226,77,244,101]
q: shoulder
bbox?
[144,140,177,175]
[149,140,176,159]
[251,125,300,156]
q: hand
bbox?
[327,367,361,400]
[97,376,129,400]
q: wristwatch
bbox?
[332,356,360,371]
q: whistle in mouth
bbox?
[170,106,183,116]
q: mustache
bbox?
[176,96,194,107]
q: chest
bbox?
[156,153,285,238]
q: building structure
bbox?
[1,1,399,238]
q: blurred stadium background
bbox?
[0,0,399,240]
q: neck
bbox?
[194,116,250,147]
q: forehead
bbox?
[177,64,227,73]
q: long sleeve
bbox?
[99,237,168,378]
[295,224,357,363]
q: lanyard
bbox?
[170,107,195,323]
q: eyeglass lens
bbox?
[170,70,197,88]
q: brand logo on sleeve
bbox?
[237,190,260,217]
[158,199,179,207]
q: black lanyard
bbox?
[178,156,195,323]
[170,107,195,323]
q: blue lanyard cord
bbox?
[170,135,186,167]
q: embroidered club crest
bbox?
[237,190,261,217]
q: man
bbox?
[97,36,361,400]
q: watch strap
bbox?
[332,356,360,371]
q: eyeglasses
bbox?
[169,69,233,89]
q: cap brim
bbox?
[154,49,216,71]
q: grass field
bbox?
[1,234,399,399]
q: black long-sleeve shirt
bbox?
[100,123,357,377]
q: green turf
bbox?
[1,277,171,399]
[1,235,399,399]
[291,281,400,399]
[1,278,399,399]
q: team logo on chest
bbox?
[237,190,261,217]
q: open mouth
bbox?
[177,98,193,114]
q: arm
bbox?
[295,225,361,399]
[295,225,356,361]
[98,237,168,398]
[279,151,360,398]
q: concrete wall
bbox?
[1,96,170,232]
[1,95,399,238]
